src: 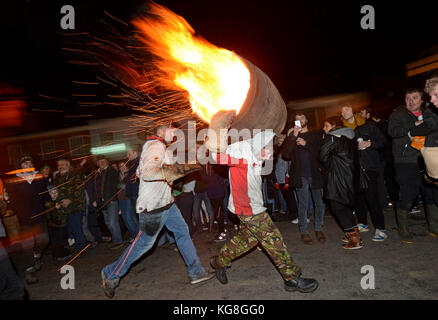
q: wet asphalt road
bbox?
[24,208,438,300]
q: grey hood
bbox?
[329,127,355,140]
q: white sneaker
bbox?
[372,229,388,242]
[357,224,369,232]
[68,238,75,247]
[291,218,299,224]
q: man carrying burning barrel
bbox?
[205,111,319,293]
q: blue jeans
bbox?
[294,190,314,219]
[67,212,88,251]
[277,189,288,212]
[119,199,139,239]
[192,192,215,232]
[103,204,205,280]
[157,228,175,246]
[102,201,123,244]
[295,177,325,234]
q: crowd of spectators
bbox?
[1,74,438,299]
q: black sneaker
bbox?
[209,256,228,284]
[33,252,42,271]
[284,277,319,293]
[101,270,119,298]
[25,268,39,285]
[213,232,227,243]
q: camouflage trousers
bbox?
[217,211,301,281]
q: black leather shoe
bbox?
[284,277,318,293]
[209,256,228,285]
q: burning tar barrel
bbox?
[230,57,288,136]
[131,3,288,136]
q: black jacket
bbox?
[388,105,423,164]
[281,131,325,189]
[122,157,140,199]
[373,119,393,163]
[5,173,46,226]
[410,104,438,148]
[93,166,120,208]
[320,128,358,206]
[355,120,386,170]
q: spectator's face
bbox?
[405,92,423,112]
[41,167,50,178]
[20,160,33,169]
[359,109,370,119]
[295,114,308,128]
[49,189,59,200]
[126,150,138,161]
[323,121,334,134]
[97,159,108,169]
[57,160,70,174]
[341,107,354,120]
[429,85,438,108]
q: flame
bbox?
[132,4,250,123]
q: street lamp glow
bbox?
[90,143,126,155]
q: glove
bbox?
[204,110,236,153]
[284,184,289,190]
[274,183,280,190]
[162,163,202,184]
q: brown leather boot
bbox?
[300,233,313,245]
[342,228,363,250]
[315,231,326,243]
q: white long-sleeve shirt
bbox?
[136,138,174,213]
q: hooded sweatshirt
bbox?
[213,131,276,216]
[342,114,366,130]
[329,127,355,139]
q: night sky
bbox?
[1,0,437,135]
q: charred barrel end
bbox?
[230,56,287,137]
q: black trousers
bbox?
[395,163,424,211]
[422,181,438,206]
[377,163,388,209]
[175,192,195,235]
[47,226,70,258]
[279,185,298,219]
[356,169,385,229]
[210,197,225,233]
[10,222,49,276]
[87,210,103,243]
[329,200,356,232]
[384,159,399,203]
[97,211,111,238]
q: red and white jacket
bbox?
[213,131,275,216]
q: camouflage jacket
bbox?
[53,169,86,215]
[44,200,68,227]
